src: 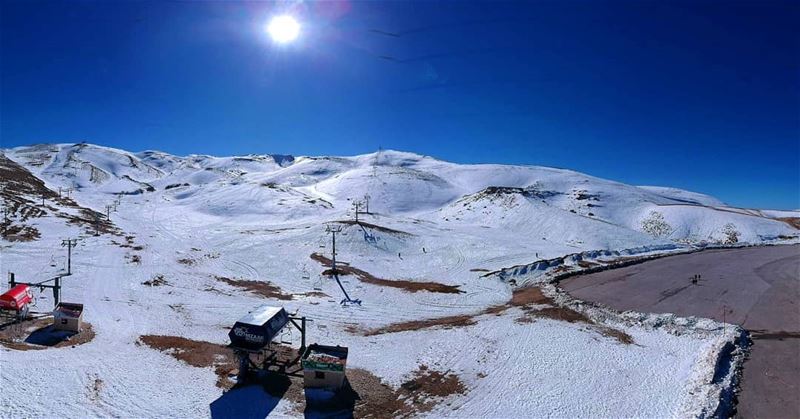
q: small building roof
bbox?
[0,284,30,301]
[54,302,84,318]
[236,305,285,326]
[303,344,348,367]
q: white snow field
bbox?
[0,143,795,418]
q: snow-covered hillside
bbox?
[5,143,796,247]
[0,143,794,417]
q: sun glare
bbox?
[267,15,300,44]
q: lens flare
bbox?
[267,15,300,44]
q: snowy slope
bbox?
[5,143,795,246]
[0,143,791,418]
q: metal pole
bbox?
[54,276,60,307]
[331,229,336,271]
[61,239,76,275]
[8,272,15,288]
[300,317,306,353]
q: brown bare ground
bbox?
[509,286,553,306]
[64,208,120,236]
[360,285,634,345]
[777,217,800,229]
[311,253,463,294]
[177,258,196,266]
[364,314,477,336]
[0,155,126,238]
[347,368,410,417]
[577,260,600,268]
[139,335,239,389]
[215,275,294,300]
[0,224,41,241]
[552,265,572,274]
[0,317,95,350]
[112,235,138,248]
[597,326,635,345]
[90,377,104,401]
[400,364,467,402]
[142,274,168,287]
[299,291,329,298]
[139,335,463,416]
[306,364,466,418]
[525,306,590,323]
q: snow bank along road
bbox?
[560,244,800,419]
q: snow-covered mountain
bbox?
[4,142,796,247]
[1,142,795,417]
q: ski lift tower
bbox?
[325,224,361,305]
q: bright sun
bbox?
[267,15,300,44]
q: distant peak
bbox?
[270,154,295,167]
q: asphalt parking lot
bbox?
[560,245,800,419]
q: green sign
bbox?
[302,360,344,372]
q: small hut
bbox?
[301,344,348,390]
[53,302,84,332]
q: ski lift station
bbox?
[228,305,292,351]
[301,344,348,390]
[53,302,84,332]
[228,304,349,391]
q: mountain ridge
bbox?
[2,142,797,246]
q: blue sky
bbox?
[1,0,798,209]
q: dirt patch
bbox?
[526,306,590,323]
[0,155,123,238]
[363,314,477,336]
[139,335,239,389]
[508,288,633,344]
[776,217,800,230]
[597,326,635,345]
[552,265,573,274]
[113,235,140,249]
[311,253,463,294]
[63,207,120,236]
[0,224,41,241]
[139,334,464,416]
[0,316,95,350]
[320,365,466,418]
[215,276,293,300]
[359,286,633,345]
[177,258,196,266]
[509,286,553,306]
[143,274,169,287]
[299,291,329,298]
[89,376,104,401]
[400,364,467,405]
[577,260,600,268]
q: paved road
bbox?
[560,245,800,419]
